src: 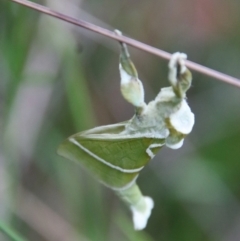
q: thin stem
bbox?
[11,0,240,88]
[0,221,28,241]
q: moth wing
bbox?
[80,121,128,135]
[57,123,164,189]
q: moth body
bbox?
[57,39,194,231]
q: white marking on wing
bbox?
[105,175,139,191]
[69,138,144,173]
[146,143,164,159]
[82,132,167,140]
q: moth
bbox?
[57,31,194,230]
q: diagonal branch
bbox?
[11,0,240,88]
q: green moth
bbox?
[57,31,194,230]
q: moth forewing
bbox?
[57,124,165,190]
[58,139,139,189]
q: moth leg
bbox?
[165,53,195,149]
[116,182,154,230]
[115,30,146,112]
[168,52,192,98]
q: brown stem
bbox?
[11,0,240,88]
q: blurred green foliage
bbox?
[1,0,240,241]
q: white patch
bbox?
[69,138,144,173]
[169,100,195,134]
[146,143,164,159]
[131,196,154,230]
[166,139,184,149]
[119,64,132,85]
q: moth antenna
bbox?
[115,30,146,111]
[168,52,192,98]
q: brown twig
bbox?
[11,0,240,88]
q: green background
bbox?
[1,0,240,240]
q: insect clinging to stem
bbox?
[57,30,195,230]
